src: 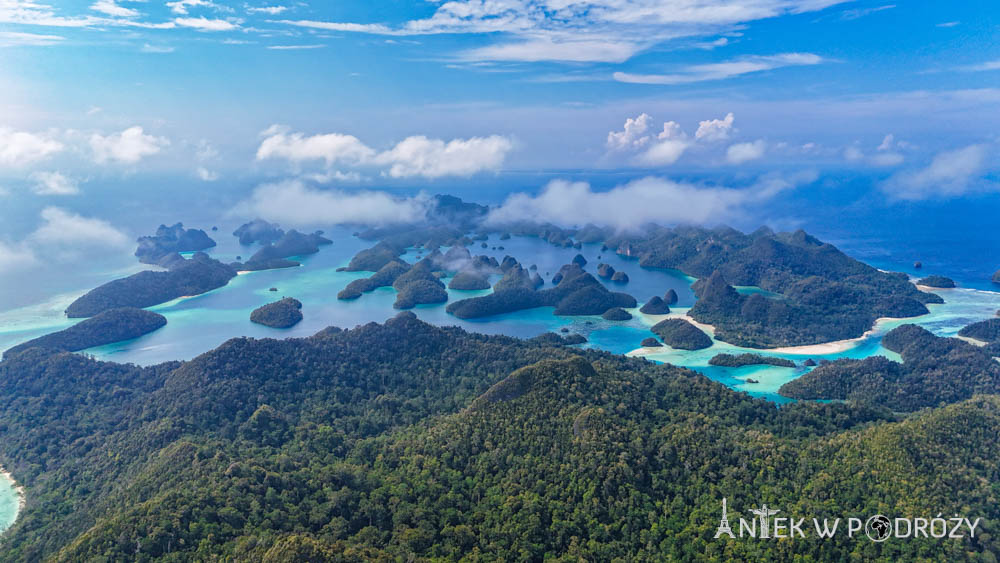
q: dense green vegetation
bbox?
[447,270,491,290]
[338,260,410,300]
[917,275,956,288]
[959,318,1000,343]
[601,307,632,321]
[650,318,713,350]
[392,261,448,309]
[600,226,941,348]
[3,308,166,359]
[780,324,1000,410]
[134,223,216,265]
[250,298,304,329]
[65,253,237,318]
[639,296,670,314]
[709,353,796,368]
[248,230,332,264]
[233,219,284,246]
[447,263,635,319]
[2,315,998,560]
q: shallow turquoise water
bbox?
[0,473,20,534]
[2,233,1000,531]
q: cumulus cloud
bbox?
[196,167,218,181]
[726,140,766,164]
[607,113,653,150]
[232,180,428,227]
[374,135,513,178]
[608,112,753,166]
[90,126,169,164]
[695,112,735,141]
[30,171,79,195]
[30,207,130,248]
[256,127,376,166]
[882,144,993,200]
[0,127,63,166]
[256,126,514,179]
[487,172,816,231]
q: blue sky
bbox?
[1,1,1000,270]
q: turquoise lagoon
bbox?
[3,230,1000,533]
[1,229,998,404]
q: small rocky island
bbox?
[708,353,796,368]
[650,318,712,350]
[639,296,670,314]
[233,219,284,246]
[4,308,167,359]
[446,262,636,319]
[250,298,303,328]
[916,275,956,288]
[134,222,216,266]
[602,307,632,321]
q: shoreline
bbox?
[635,307,908,356]
[0,468,26,531]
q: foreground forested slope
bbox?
[0,314,997,561]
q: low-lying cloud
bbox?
[486,172,816,231]
[90,126,169,164]
[882,144,995,200]
[232,180,429,227]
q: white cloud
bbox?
[257,126,514,179]
[30,207,129,248]
[695,112,735,141]
[960,60,1000,72]
[167,0,229,15]
[936,21,959,28]
[256,128,375,166]
[0,127,63,166]
[614,53,824,84]
[277,1,849,63]
[0,30,65,46]
[266,44,325,50]
[726,139,766,164]
[174,16,237,31]
[90,126,169,164]
[247,5,287,15]
[637,138,689,165]
[90,0,138,17]
[882,144,993,200]
[232,180,427,227]
[141,43,175,53]
[607,113,653,150]
[487,173,815,230]
[461,37,641,63]
[30,171,79,195]
[375,135,513,178]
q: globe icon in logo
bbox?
[865,515,892,542]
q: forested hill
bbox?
[0,315,998,560]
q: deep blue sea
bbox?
[3,170,1000,531]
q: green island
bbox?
[65,253,237,318]
[650,318,713,350]
[3,308,166,359]
[708,353,796,368]
[779,324,1000,410]
[1,314,998,560]
[250,298,304,329]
